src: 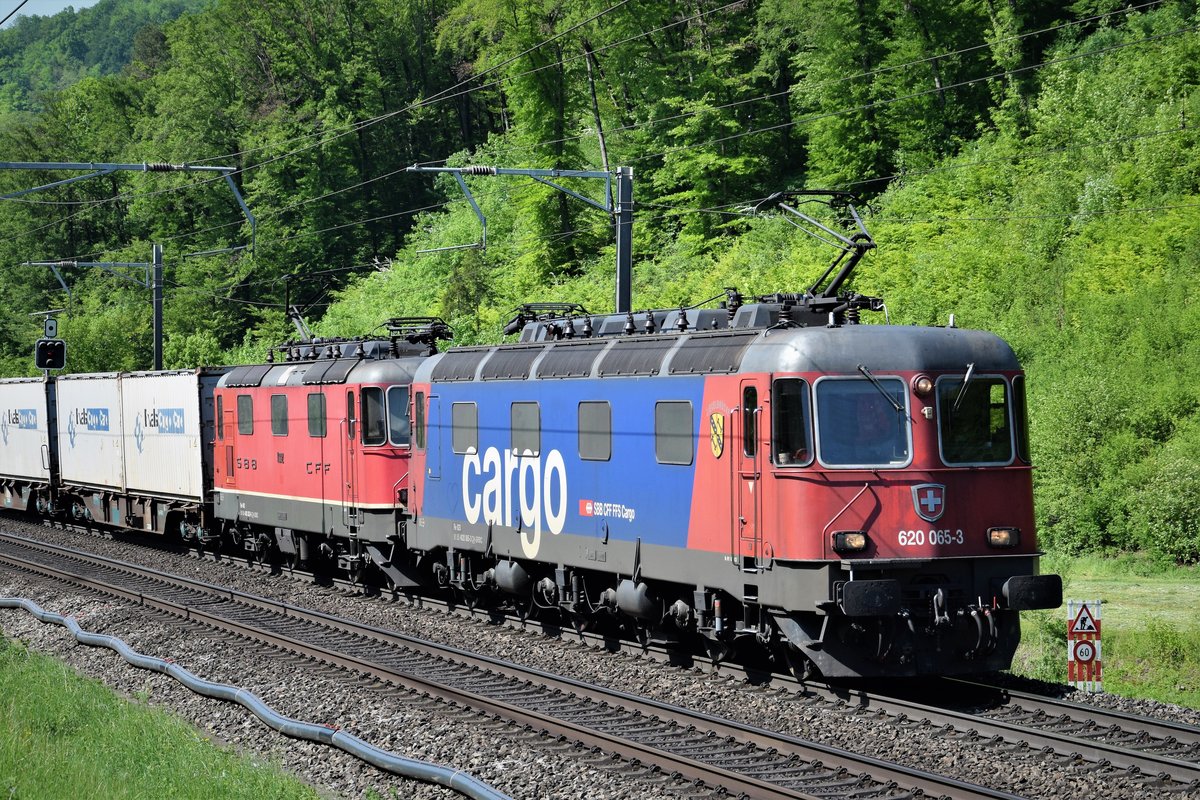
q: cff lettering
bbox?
[579,498,636,522]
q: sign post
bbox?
[1067,599,1102,692]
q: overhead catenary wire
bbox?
[5,8,1194,292]
[36,111,1195,295]
[0,0,1176,251]
[0,0,30,28]
[0,0,639,240]
[28,89,1196,281]
[149,186,1200,320]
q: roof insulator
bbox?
[676,305,688,332]
[623,312,636,336]
[645,310,656,335]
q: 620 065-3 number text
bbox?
[898,529,964,546]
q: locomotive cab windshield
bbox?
[814,378,911,468]
[936,375,1017,465]
[359,385,412,447]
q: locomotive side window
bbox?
[387,386,411,446]
[511,402,540,456]
[742,386,757,457]
[655,401,694,465]
[236,394,253,435]
[1012,376,1031,463]
[361,387,387,446]
[452,402,478,454]
[772,379,812,466]
[815,378,909,467]
[271,395,288,436]
[346,390,356,440]
[216,395,224,440]
[936,376,1013,465]
[307,393,326,438]
[578,401,611,461]
[415,391,426,449]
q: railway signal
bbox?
[34,338,66,370]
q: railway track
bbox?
[7,523,1200,798]
[0,531,1021,800]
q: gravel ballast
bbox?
[2,522,1198,799]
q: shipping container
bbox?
[55,373,124,491]
[0,378,52,482]
[121,369,227,502]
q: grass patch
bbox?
[1011,552,1200,708]
[0,636,320,800]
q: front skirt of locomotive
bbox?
[771,557,1062,678]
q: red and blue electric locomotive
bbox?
[404,296,1061,677]
[402,193,1060,678]
[0,192,1061,679]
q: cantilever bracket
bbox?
[417,171,486,254]
[406,164,617,254]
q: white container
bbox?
[121,370,225,501]
[0,378,52,482]
[55,374,125,490]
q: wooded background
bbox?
[1,0,1198,561]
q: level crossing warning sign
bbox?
[1067,599,1102,692]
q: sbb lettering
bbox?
[462,447,567,559]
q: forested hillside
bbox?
[1,0,1198,560]
[0,0,208,114]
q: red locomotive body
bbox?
[211,338,427,576]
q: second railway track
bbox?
[3,526,1199,799]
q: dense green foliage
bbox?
[0,636,319,798]
[0,0,208,114]
[1,0,1198,561]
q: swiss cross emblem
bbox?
[912,483,945,522]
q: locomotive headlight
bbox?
[832,531,868,553]
[912,375,934,396]
[987,527,1020,548]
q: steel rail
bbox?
[8,522,1200,792]
[0,533,1018,800]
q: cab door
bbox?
[219,394,237,488]
[425,395,442,480]
[341,389,360,532]
[733,379,767,569]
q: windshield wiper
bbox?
[856,364,903,413]
[952,362,976,412]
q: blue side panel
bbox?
[420,376,705,550]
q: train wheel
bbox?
[784,644,819,681]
